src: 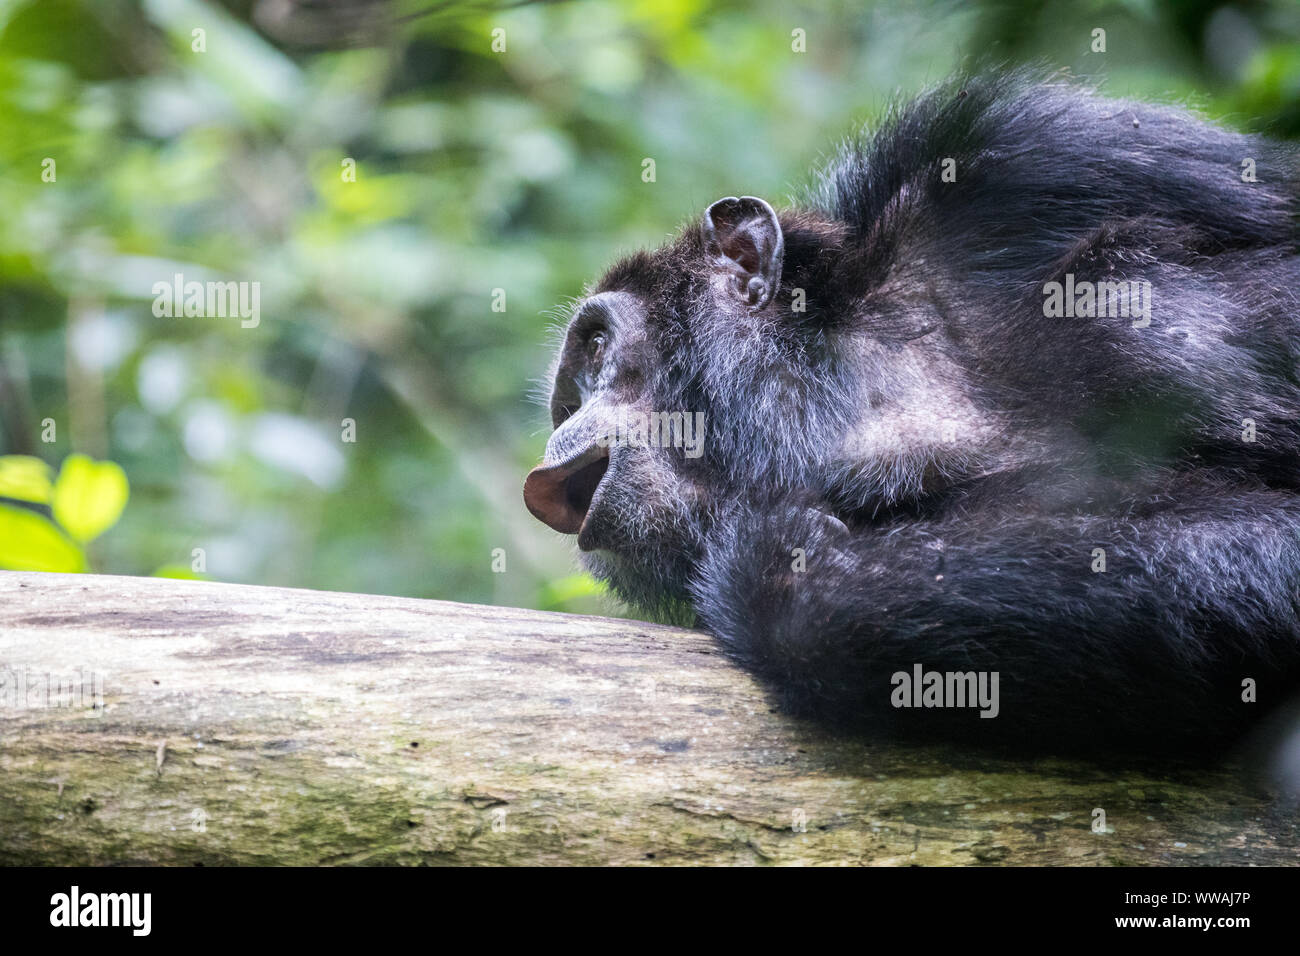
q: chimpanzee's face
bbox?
[523,196,802,611]
[523,286,710,612]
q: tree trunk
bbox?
[0,571,1294,865]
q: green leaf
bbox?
[0,504,86,572]
[0,455,54,503]
[538,572,608,609]
[51,454,130,543]
[151,563,207,580]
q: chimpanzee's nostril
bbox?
[523,446,610,534]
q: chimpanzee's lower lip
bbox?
[524,443,610,535]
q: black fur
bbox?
[525,71,1300,755]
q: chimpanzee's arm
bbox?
[692,484,1300,753]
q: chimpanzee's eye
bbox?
[588,331,607,363]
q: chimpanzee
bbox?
[523,71,1300,755]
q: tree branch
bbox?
[0,571,1292,865]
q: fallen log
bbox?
[0,571,1294,865]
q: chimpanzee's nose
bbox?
[523,446,610,534]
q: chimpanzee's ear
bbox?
[702,196,784,309]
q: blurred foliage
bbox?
[0,0,1297,612]
[0,453,128,571]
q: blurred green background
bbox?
[1,0,1298,613]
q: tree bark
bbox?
[0,570,1294,865]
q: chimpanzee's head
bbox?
[523,196,873,615]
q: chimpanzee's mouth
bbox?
[567,455,610,535]
[523,444,611,539]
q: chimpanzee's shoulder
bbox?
[804,68,1297,264]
